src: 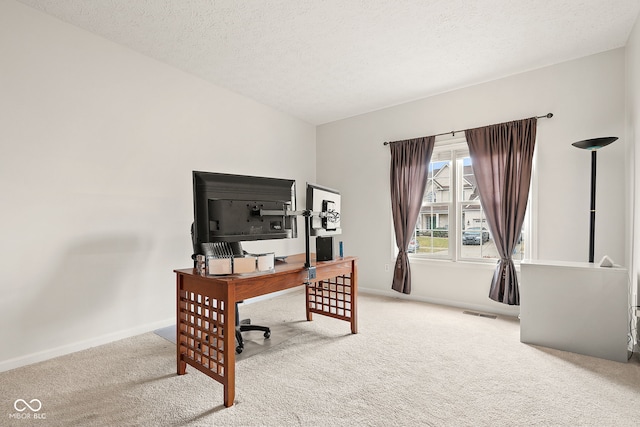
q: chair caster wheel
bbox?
[264,331,271,339]
[236,346,243,354]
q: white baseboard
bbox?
[358,287,520,318]
[1,288,303,373]
[0,317,175,373]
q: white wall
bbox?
[318,49,628,317]
[0,1,315,371]
[628,11,640,348]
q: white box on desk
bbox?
[256,253,275,272]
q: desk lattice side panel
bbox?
[307,274,352,321]
[178,291,226,378]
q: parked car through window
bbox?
[462,227,490,245]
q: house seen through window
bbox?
[408,141,527,262]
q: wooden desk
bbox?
[174,254,358,407]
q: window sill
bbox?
[407,254,523,271]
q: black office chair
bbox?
[234,305,271,354]
[191,224,271,354]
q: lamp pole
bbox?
[588,150,596,263]
[571,136,617,263]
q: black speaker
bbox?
[316,236,334,261]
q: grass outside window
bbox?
[416,235,448,254]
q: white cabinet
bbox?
[520,260,629,363]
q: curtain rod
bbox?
[382,113,553,146]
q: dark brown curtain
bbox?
[465,118,537,305]
[389,136,435,294]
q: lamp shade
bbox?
[572,137,618,150]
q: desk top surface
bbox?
[174,253,357,282]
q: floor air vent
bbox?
[463,310,497,319]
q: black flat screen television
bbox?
[306,183,341,236]
[192,171,297,247]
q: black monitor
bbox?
[306,183,341,236]
[192,171,297,248]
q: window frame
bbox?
[403,137,531,264]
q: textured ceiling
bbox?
[15,0,640,124]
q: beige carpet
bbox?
[2,289,640,426]
[153,321,301,361]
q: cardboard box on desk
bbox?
[207,257,232,275]
[206,255,259,275]
[233,256,257,274]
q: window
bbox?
[409,140,528,262]
[413,151,452,258]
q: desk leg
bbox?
[350,259,358,334]
[176,274,187,375]
[223,288,236,407]
[305,284,313,321]
[304,259,358,334]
